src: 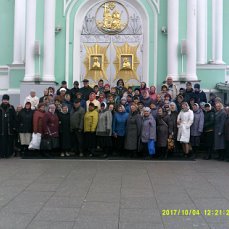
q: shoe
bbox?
[79,153,84,157]
[60,152,65,157]
[89,153,93,157]
[66,152,70,157]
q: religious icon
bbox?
[90,55,103,70]
[120,55,133,70]
[96,1,129,35]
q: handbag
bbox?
[167,138,175,151]
[148,139,155,156]
[28,133,41,150]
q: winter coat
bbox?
[177,109,194,143]
[224,115,229,141]
[166,84,178,100]
[204,110,215,132]
[42,112,59,138]
[124,111,142,150]
[17,108,34,133]
[140,97,152,107]
[112,111,129,136]
[33,109,45,134]
[168,111,178,138]
[96,110,113,136]
[141,114,156,143]
[79,86,94,100]
[84,109,98,132]
[70,106,85,131]
[156,114,170,147]
[58,112,71,150]
[214,109,226,150]
[190,108,204,136]
[194,91,207,104]
[184,89,196,103]
[151,108,157,119]
[0,104,16,135]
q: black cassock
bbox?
[0,103,16,157]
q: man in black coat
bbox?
[194,83,207,104]
[0,94,16,158]
[79,79,93,101]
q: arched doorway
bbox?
[68,0,157,86]
[79,1,143,87]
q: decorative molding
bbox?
[147,0,160,13]
[197,64,226,70]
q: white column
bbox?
[214,0,224,64]
[186,0,197,80]
[43,0,56,81]
[197,0,207,64]
[24,0,36,81]
[212,0,216,62]
[13,0,26,64]
[167,0,179,80]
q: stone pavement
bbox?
[0,158,228,229]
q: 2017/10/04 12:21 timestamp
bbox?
[161,209,229,216]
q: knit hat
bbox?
[194,83,200,89]
[2,94,10,101]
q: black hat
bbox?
[186,81,192,86]
[74,98,81,103]
[61,80,67,85]
[2,94,10,101]
[204,103,211,108]
[82,79,89,82]
[74,81,79,85]
[194,83,200,89]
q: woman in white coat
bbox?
[177,102,194,158]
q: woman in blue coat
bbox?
[112,105,129,156]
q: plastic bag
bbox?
[28,133,41,150]
[148,139,155,155]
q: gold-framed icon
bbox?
[89,54,103,70]
[120,54,133,70]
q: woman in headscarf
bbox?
[17,102,34,157]
[41,104,59,155]
[190,103,204,158]
[58,105,71,157]
[156,107,171,159]
[177,102,194,158]
[112,104,129,156]
[124,103,142,157]
[140,107,156,159]
[96,102,113,158]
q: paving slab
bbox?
[0,158,228,229]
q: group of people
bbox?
[0,77,229,161]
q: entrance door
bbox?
[80,1,143,86]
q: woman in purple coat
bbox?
[190,103,204,158]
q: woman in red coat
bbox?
[33,103,45,134]
[41,104,59,155]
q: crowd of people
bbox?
[0,77,229,161]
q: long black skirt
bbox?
[97,136,112,149]
[84,132,96,149]
[0,135,14,157]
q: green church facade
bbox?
[0,0,229,105]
